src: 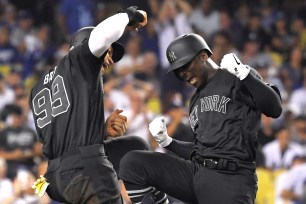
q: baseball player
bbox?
[29,7,148,203]
[119,33,282,203]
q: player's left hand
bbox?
[220,53,250,80]
[106,109,127,137]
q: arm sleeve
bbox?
[242,68,282,118]
[165,139,195,159]
[88,13,129,57]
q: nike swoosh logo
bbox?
[233,54,240,65]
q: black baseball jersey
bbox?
[29,41,105,159]
[189,69,260,162]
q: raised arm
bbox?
[89,7,147,58]
[220,53,282,118]
[88,13,129,58]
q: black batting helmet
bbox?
[70,26,125,63]
[166,33,212,72]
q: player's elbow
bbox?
[263,104,282,118]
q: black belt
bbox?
[199,158,256,173]
[48,144,105,169]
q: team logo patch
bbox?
[168,51,177,62]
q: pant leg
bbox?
[105,136,150,175]
[119,150,198,203]
[46,146,122,204]
[194,167,258,204]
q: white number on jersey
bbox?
[32,75,70,128]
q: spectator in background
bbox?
[217,9,243,46]
[189,0,220,41]
[1,169,41,204]
[241,12,270,51]
[114,34,144,80]
[10,10,35,54]
[0,25,19,67]
[0,3,18,29]
[211,30,240,65]
[288,69,306,116]
[276,156,306,204]
[0,104,41,179]
[271,12,297,54]
[291,115,306,153]
[155,0,193,70]
[124,88,152,146]
[0,158,14,203]
[140,18,160,59]
[15,93,36,131]
[262,126,305,170]
[134,51,160,85]
[279,46,305,95]
[22,24,56,79]
[58,0,95,35]
[4,68,23,90]
[0,73,15,113]
[291,17,306,49]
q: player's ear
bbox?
[198,51,209,62]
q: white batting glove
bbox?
[149,117,172,147]
[220,53,250,80]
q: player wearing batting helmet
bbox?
[29,6,149,204]
[119,33,282,203]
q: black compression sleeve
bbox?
[242,71,282,118]
[165,139,195,159]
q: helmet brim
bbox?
[111,42,125,63]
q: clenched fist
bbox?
[149,117,172,147]
[220,53,250,80]
[118,6,148,31]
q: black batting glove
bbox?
[117,6,145,27]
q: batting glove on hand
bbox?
[117,6,146,27]
[149,117,172,148]
[220,53,250,80]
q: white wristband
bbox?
[159,136,173,147]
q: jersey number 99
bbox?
[32,75,70,128]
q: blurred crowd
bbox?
[0,0,305,203]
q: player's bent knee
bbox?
[125,135,150,150]
[119,150,146,179]
[119,150,143,169]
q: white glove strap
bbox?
[159,135,173,147]
[236,64,250,80]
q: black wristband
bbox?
[117,6,144,27]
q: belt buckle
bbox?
[203,159,218,169]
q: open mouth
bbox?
[103,63,110,69]
[188,77,197,85]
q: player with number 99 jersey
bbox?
[29,40,106,159]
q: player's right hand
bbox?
[149,117,172,147]
[119,6,147,31]
[105,109,127,137]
